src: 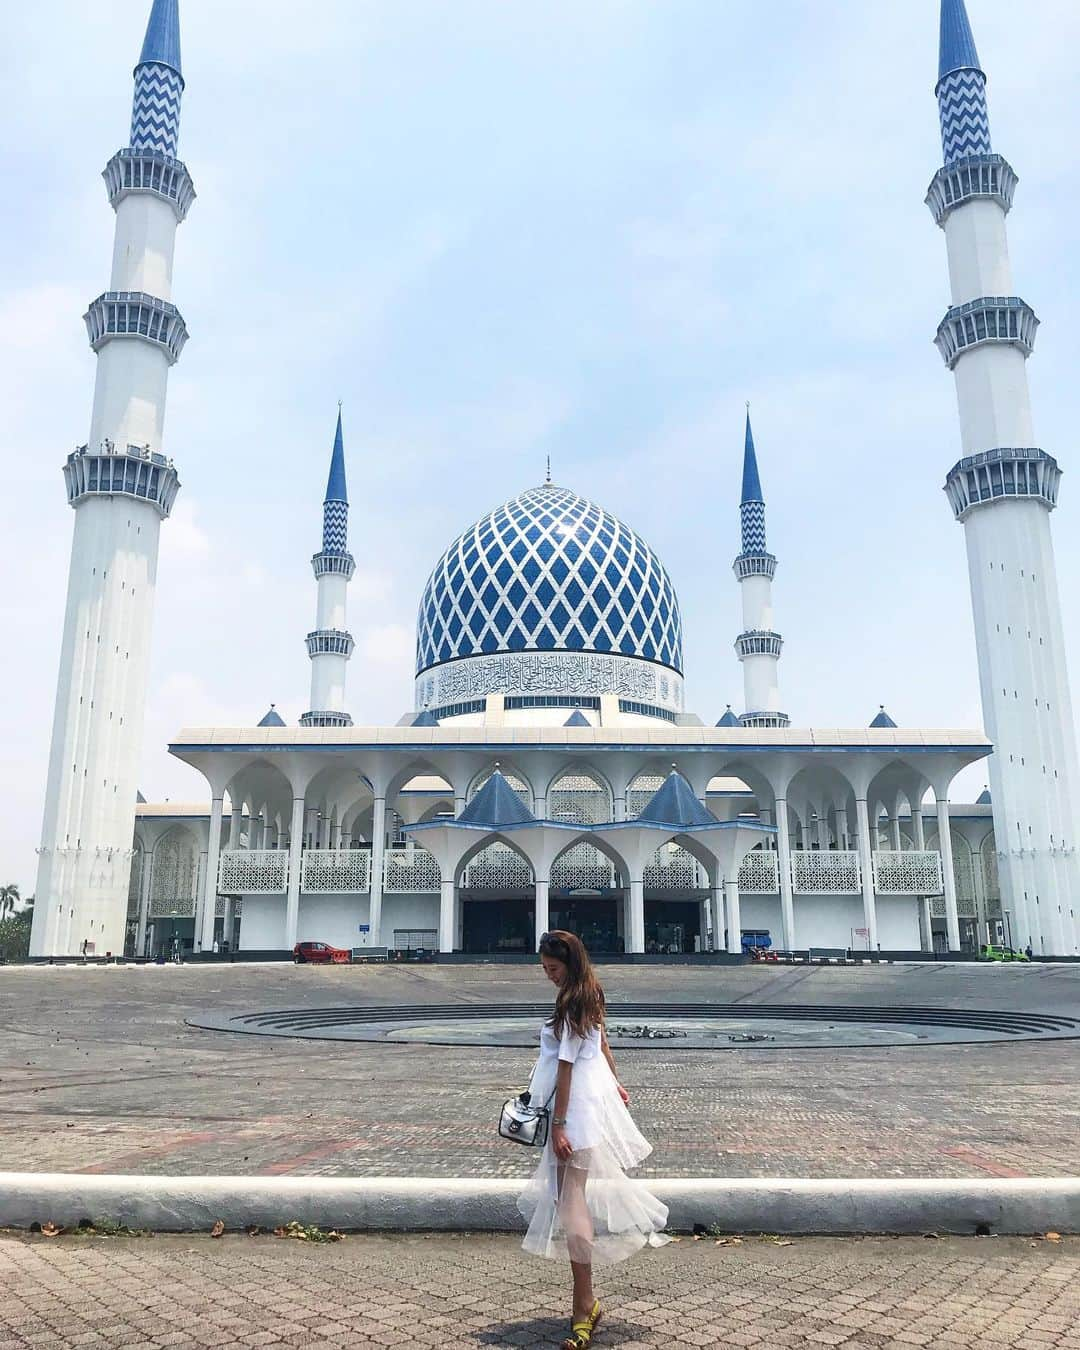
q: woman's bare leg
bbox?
[558,1163,596,1320]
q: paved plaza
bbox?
[3,961,1080,1180]
[1,1231,1078,1349]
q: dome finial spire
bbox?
[545,455,552,486]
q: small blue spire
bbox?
[325,408,348,505]
[138,0,182,77]
[741,408,763,505]
[938,0,982,83]
[320,409,349,553]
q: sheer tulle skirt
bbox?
[517,1058,670,1264]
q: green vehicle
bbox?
[980,944,1029,962]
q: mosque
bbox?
[29,0,1080,962]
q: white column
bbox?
[534,879,549,950]
[135,850,153,957]
[835,806,848,851]
[369,796,387,945]
[698,897,711,952]
[912,807,926,851]
[612,794,626,823]
[935,795,962,953]
[853,797,879,952]
[628,878,645,954]
[774,798,795,950]
[439,878,456,953]
[920,896,934,954]
[724,880,742,955]
[815,813,829,851]
[228,806,242,850]
[710,885,726,954]
[198,796,224,952]
[285,796,305,950]
[305,808,317,849]
[889,814,902,851]
[330,820,341,849]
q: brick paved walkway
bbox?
[1,1231,1078,1349]
[3,963,1080,1180]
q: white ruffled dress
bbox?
[517,1019,670,1264]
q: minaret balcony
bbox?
[84,291,189,365]
[934,296,1038,369]
[733,551,777,581]
[311,550,356,581]
[739,710,791,730]
[299,710,355,729]
[103,149,195,221]
[305,629,354,658]
[63,443,180,519]
[925,154,1017,227]
[944,447,1061,521]
[735,630,783,659]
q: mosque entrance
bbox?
[548,896,621,954]
[645,899,704,954]
[461,897,534,954]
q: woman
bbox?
[518,930,669,1350]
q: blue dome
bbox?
[416,484,683,676]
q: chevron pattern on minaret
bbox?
[323,500,349,552]
[740,500,767,554]
[131,63,183,156]
[938,69,992,164]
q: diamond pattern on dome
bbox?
[416,485,683,676]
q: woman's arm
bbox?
[601,1026,630,1104]
[551,1060,574,1161]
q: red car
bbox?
[293,941,351,965]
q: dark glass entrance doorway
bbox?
[645,898,702,953]
[549,896,621,954]
[462,897,534,953]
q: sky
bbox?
[2,1,1080,895]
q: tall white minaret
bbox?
[931,0,1080,954]
[300,410,355,728]
[31,0,192,958]
[733,410,788,729]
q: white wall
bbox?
[239,892,439,951]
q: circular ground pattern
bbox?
[187,1001,1080,1050]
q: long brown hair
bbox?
[539,930,606,1039]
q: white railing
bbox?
[790,850,861,894]
[550,842,614,892]
[738,849,779,893]
[644,845,706,891]
[301,848,371,894]
[463,842,533,890]
[871,850,944,895]
[218,849,289,894]
[384,846,440,894]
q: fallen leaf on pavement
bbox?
[210,1220,225,1238]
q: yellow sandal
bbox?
[561,1299,601,1349]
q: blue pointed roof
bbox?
[870,705,897,728]
[412,709,439,727]
[636,770,715,829]
[138,0,182,76]
[456,770,536,828]
[258,705,286,727]
[564,709,590,727]
[939,0,982,81]
[717,705,741,728]
[741,410,763,505]
[976,788,992,805]
[325,409,348,504]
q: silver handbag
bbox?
[498,1088,555,1148]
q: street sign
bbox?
[358,923,370,933]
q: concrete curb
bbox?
[2,1175,1079,1236]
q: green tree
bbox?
[0,884,19,921]
[0,913,31,962]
